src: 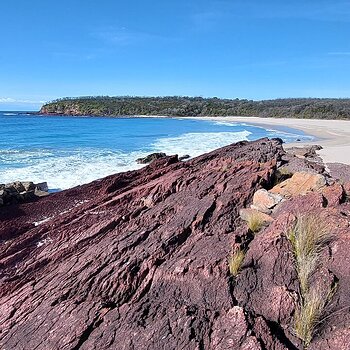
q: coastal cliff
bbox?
[1,138,350,349]
[39,96,350,119]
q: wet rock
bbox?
[136,152,168,164]
[0,181,50,206]
[179,154,190,161]
[35,182,48,192]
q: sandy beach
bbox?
[197,116,350,165]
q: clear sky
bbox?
[1,0,350,110]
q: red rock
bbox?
[0,138,285,350]
[1,138,350,350]
[321,183,344,206]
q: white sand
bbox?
[195,117,350,165]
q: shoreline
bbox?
[191,116,350,165]
[41,113,349,165]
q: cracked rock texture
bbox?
[1,138,349,350]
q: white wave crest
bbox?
[0,131,252,190]
[0,149,148,190]
[152,131,251,158]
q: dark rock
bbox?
[179,154,191,161]
[35,182,49,192]
[136,152,167,164]
[0,181,49,207]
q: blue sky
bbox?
[1,0,350,110]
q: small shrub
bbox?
[228,249,246,276]
[288,214,332,294]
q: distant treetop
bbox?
[40,96,350,119]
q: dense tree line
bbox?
[40,96,350,119]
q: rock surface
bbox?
[0,181,49,207]
[270,172,327,198]
[136,152,168,164]
[251,189,284,213]
[1,138,350,350]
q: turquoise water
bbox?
[0,112,313,190]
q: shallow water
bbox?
[0,112,313,190]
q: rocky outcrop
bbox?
[281,144,325,174]
[1,138,349,350]
[0,181,49,207]
[136,152,167,164]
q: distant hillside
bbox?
[40,96,350,119]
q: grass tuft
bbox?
[288,214,332,294]
[294,284,337,348]
[287,214,336,348]
[228,248,246,276]
[246,211,265,233]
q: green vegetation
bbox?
[287,214,336,348]
[228,248,246,276]
[40,96,350,119]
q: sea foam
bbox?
[0,131,251,190]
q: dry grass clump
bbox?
[288,214,332,294]
[246,211,265,233]
[294,285,337,348]
[287,214,336,348]
[228,248,246,276]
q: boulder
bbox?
[327,163,350,183]
[34,188,50,197]
[22,181,35,192]
[270,172,327,198]
[136,152,168,164]
[0,181,49,206]
[251,189,283,213]
[35,182,48,192]
[179,154,190,161]
[5,181,25,193]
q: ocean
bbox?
[0,112,313,191]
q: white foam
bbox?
[211,121,239,127]
[0,148,148,190]
[152,131,251,158]
[0,131,252,190]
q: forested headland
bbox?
[40,96,350,119]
